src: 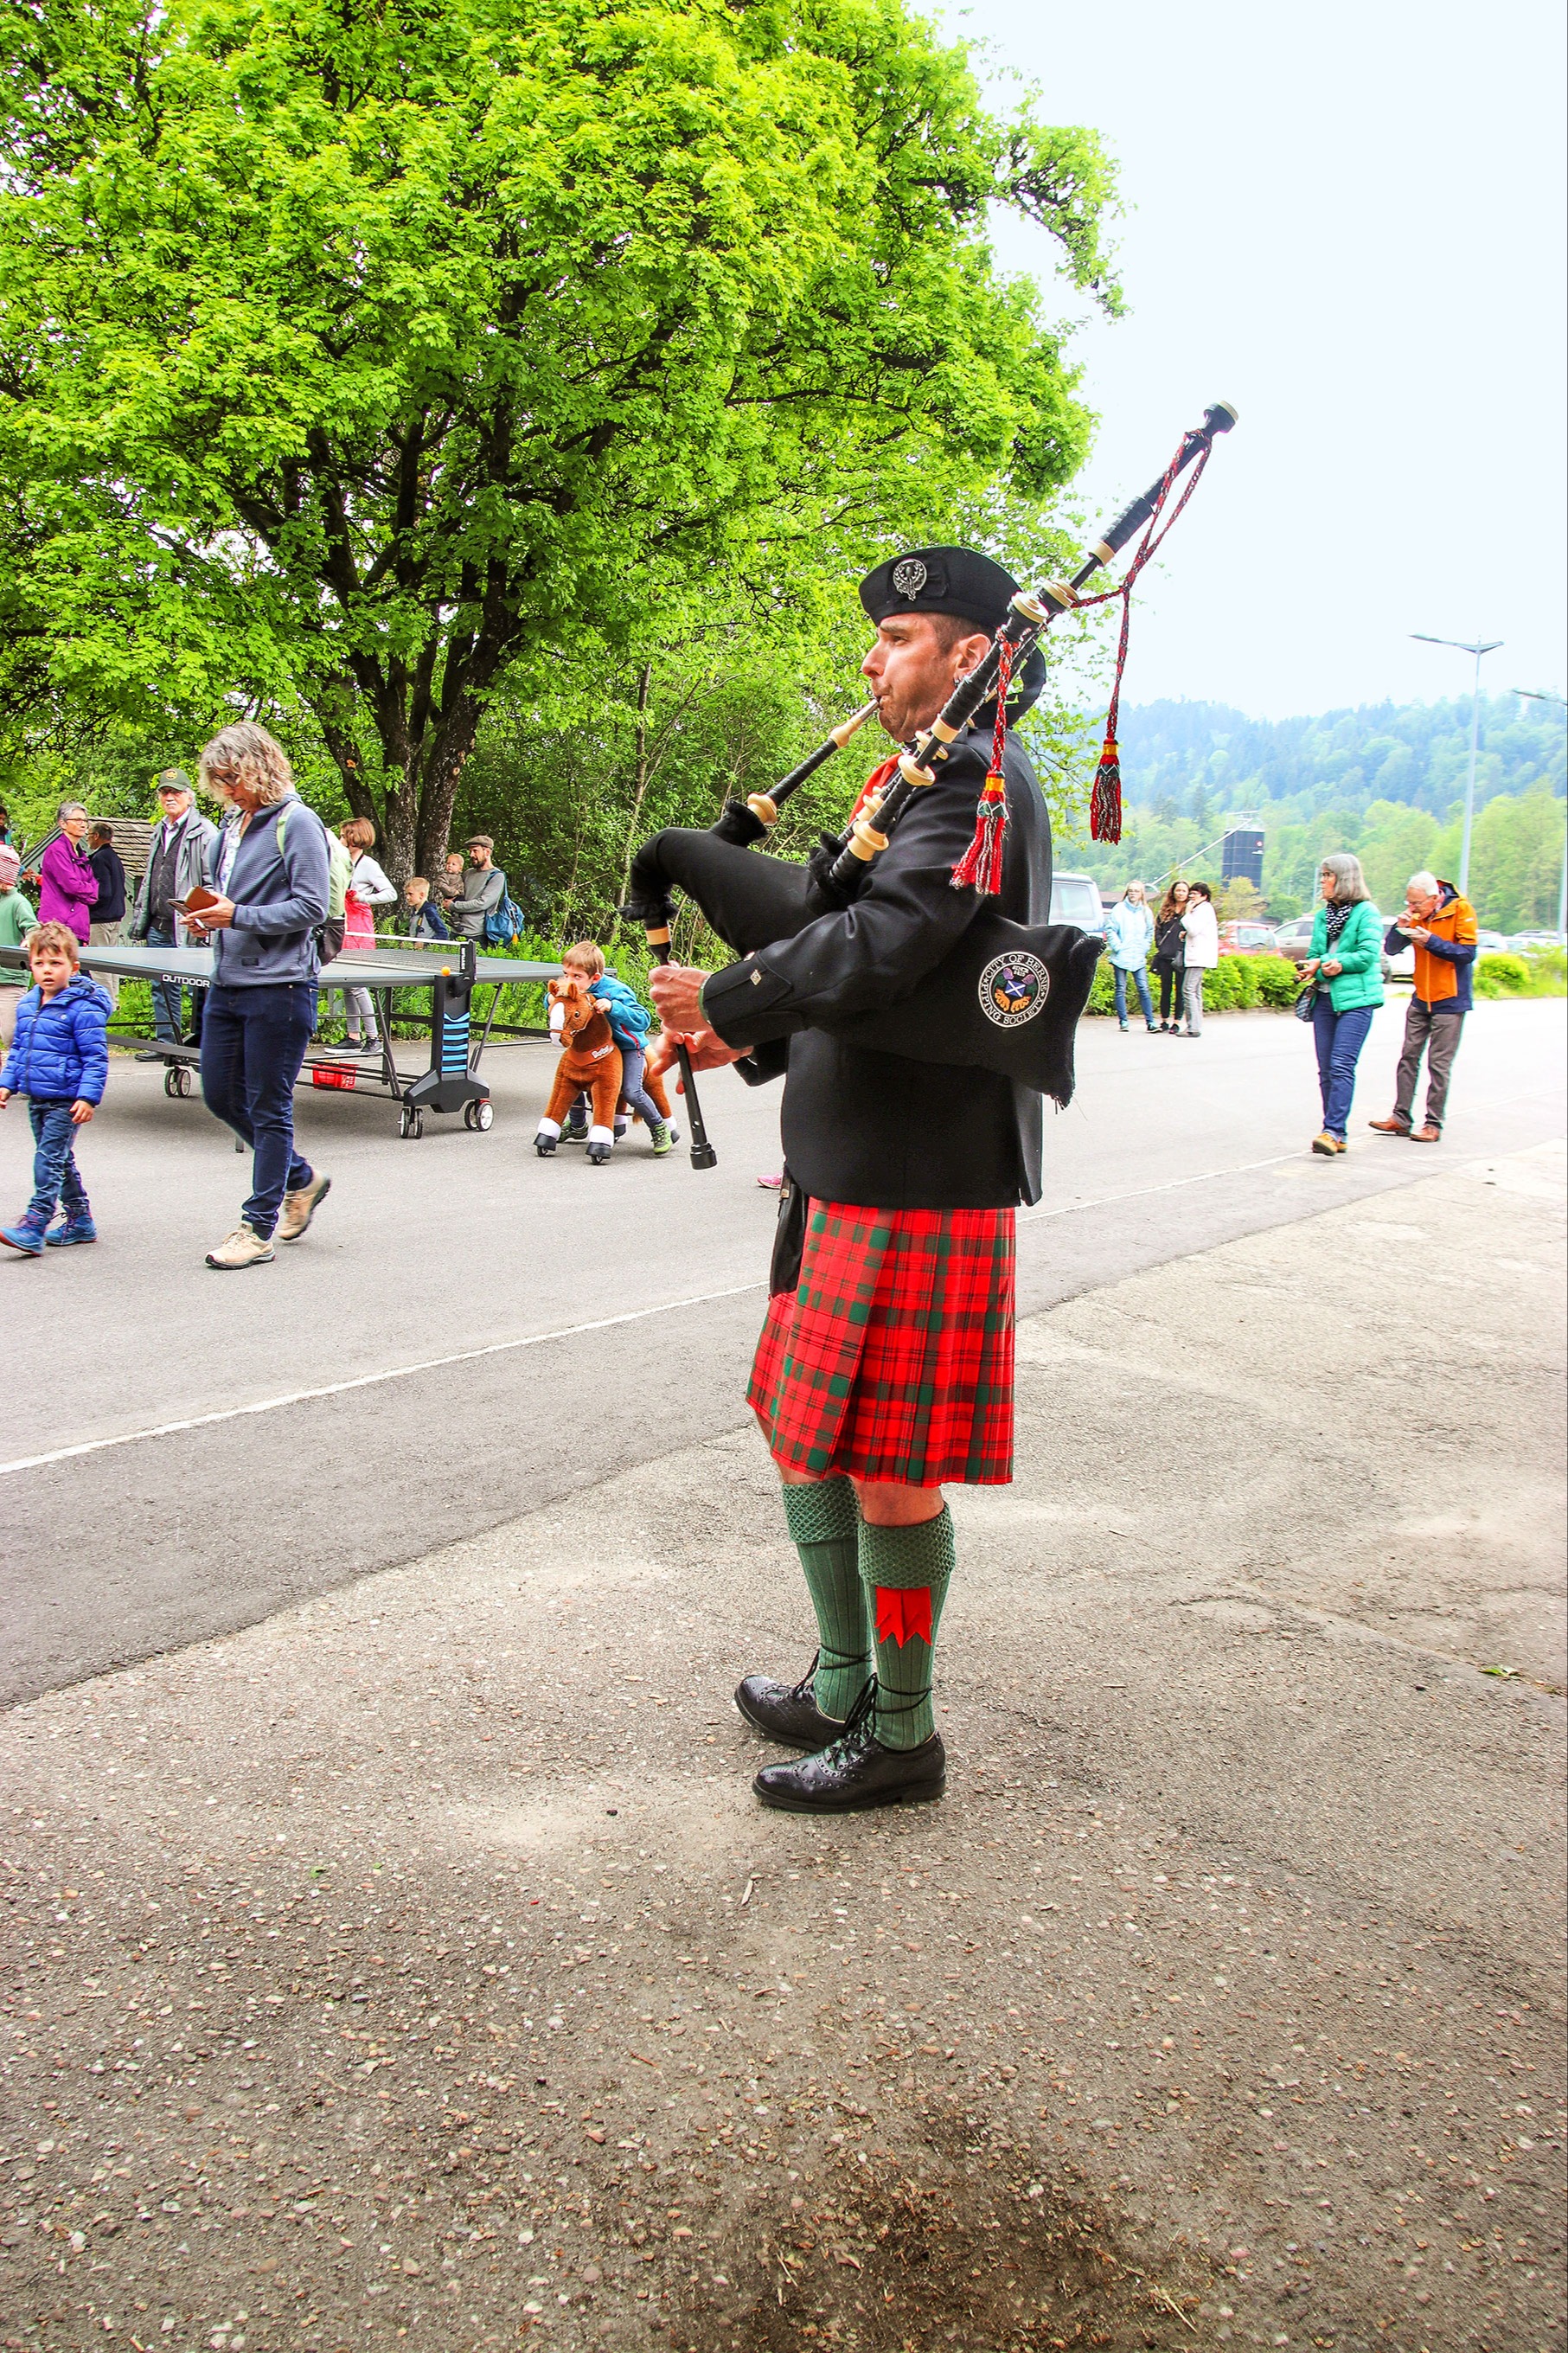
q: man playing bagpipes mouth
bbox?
[647,547,1054,1817]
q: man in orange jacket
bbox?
[1369,870,1478,1143]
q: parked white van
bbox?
[1050,870,1106,937]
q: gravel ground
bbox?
[2,1144,1564,2353]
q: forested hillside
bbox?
[1061,695,1566,928]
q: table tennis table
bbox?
[0,937,562,1138]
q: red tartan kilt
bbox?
[747,1199,1015,1485]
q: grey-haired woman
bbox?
[1300,852,1384,1155]
[37,803,99,944]
[182,723,335,1268]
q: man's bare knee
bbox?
[854,1478,945,1528]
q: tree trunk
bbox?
[413,696,484,893]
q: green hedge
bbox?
[1474,947,1567,1000]
[1086,951,1301,1016]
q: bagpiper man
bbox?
[648,546,1053,1815]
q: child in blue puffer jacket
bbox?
[0,921,112,1253]
[558,942,678,1155]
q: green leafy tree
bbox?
[1431,789,1566,931]
[0,0,1118,882]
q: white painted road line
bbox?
[1018,1150,1298,1224]
[0,1138,1526,1479]
[0,1284,768,1479]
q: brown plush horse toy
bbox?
[535,976,623,1164]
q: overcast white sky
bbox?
[944,0,1567,721]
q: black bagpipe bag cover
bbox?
[820,913,1103,1106]
[632,826,1101,1106]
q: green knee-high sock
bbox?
[781,1478,872,1721]
[859,1508,955,1750]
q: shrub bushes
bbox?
[1086,951,1299,1016]
[1474,948,1567,999]
[1474,952,1530,997]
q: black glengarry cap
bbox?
[859,546,1021,632]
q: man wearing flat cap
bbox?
[127,766,218,1055]
[650,546,1053,1816]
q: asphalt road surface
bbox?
[3,997,1563,1705]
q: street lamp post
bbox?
[1411,632,1503,896]
[1512,686,1568,937]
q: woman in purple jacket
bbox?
[38,803,99,944]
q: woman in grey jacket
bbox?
[184,723,334,1270]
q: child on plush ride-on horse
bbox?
[554,941,677,1157]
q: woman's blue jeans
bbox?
[1112,965,1155,1025]
[1312,997,1375,1139]
[201,981,316,1238]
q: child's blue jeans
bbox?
[27,1098,91,1224]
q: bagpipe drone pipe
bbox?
[626,401,1238,1131]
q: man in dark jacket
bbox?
[650,548,1052,1816]
[86,824,128,1007]
[128,769,219,1049]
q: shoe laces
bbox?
[810,1677,881,1768]
[788,1650,824,1707]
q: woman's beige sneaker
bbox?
[205,1223,275,1270]
[277,1172,331,1241]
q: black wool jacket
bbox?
[701,728,1053,1210]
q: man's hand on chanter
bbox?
[645,1025,744,1087]
[648,959,709,1037]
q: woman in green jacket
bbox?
[1300,852,1384,1155]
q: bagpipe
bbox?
[628,401,1238,1165]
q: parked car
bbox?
[1218,920,1279,956]
[1507,931,1566,953]
[1475,929,1509,953]
[1271,914,1316,963]
[1050,870,1106,937]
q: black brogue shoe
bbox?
[734,1656,861,1751]
[752,1692,946,1814]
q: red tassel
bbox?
[1090,736,1122,843]
[874,1586,934,1648]
[951,770,1008,894]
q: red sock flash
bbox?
[874,1586,933,1648]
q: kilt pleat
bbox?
[747,1199,1015,1484]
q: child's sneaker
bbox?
[0,1213,48,1256]
[650,1120,673,1157]
[45,1214,98,1247]
[561,1110,588,1142]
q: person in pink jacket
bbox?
[336,817,397,1053]
[38,804,99,945]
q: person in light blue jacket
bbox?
[183,723,334,1269]
[1102,882,1158,1032]
[558,942,678,1154]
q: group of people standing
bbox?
[1098,853,1478,1156]
[0,741,534,1267]
[1103,876,1220,1035]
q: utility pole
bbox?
[1411,632,1503,895]
[1512,686,1568,936]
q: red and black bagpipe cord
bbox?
[1082,433,1216,843]
[950,636,1014,894]
[950,426,1219,875]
